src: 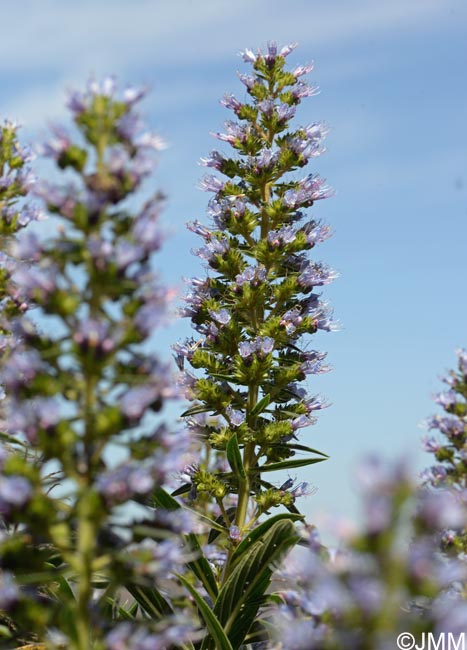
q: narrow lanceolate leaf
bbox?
[102,596,138,621]
[226,434,246,479]
[276,442,329,458]
[250,394,271,417]
[180,404,213,418]
[230,513,304,566]
[178,575,233,650]
[203,519,299,650]
[208,506,237,544]
[152,488,219,600]
[152,487,226,534]
[125,583,173,619]
[152,486,181,511]
[187,532,219,601]
[259,455,328,473]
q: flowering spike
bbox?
[179,46,336,602]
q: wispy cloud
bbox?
[0,0,464,74]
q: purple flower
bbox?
[220,94,243,113]
[200,150,226,170]
[114,241,145,270]
[422,436,441,453]
[292,63,315,78]
[303,221,332,245]
[253,147,278,170]
[212,120,250,145]
[291,415,316,430]
[268,225,296,247]
[290,482,317,499]
[298,261,339,288]
[120,385,161,421]
[238,341,254,359]
[257,336,274,355]
[116,112,142,140]
[0,573,20,611]
[239,336,274,359]
[264,41,278,64]
[240,48,257,63]
[235,265,267,287]
[238,73,256,90]
[280,307,303,335]
[229,524,242,541]
[434,390,458,409]
[198,175,225,193]
[134,131,166,151]
[427,415,465,439]
[1,348,45,392]
[12,264,59,302]
[132,198,164,253]
[96,462,156,506]
[0,476,32,515]
[11,231,44,262]
[186,220,213,239]
[38,125,72,160]
[192,237,229,263]
[420,465,448,486]
[73,319,116,353]
[208,308,231,325]
[418,489,466,530]
[300,358,330,376]
[122,85,147,106]
[226,406,245,427]
[291,81,320,100]
[88,75,116,98]
[279,43,298,58]
[456,348,467,375]
[283,175,333,208]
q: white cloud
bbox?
[0,0,463,74]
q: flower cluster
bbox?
[0,79,196,649]
[273,457,467,649]
[178,40,335,549]
[0,121,43,350]
[421,349,467,553]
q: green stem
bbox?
[74,365,98,649]
[75,491,96,650]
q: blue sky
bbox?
[1,0,466,522]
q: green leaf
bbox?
[126,583,173,619]
[178,575,233,650]
[102,595,138,621]
[153,488,226,535]
[230,513,304,566]
[152,486,181,511]
[250,394,271,417]
[209,373,239,383]
[210,519,299,650]
[180,404,212,417]
[152,488,219,600]
[259,456,328,472]
[186,532,219,602]
[275,442,329,458]
[226,434,246,479]
[0,431,26,447]
[208,507,237,544]
[171,482,192,497]
[44,562,75,603]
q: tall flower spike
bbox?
[176,42,337,648]
[421,348,467,554]
[273,457,467,649]
[0,79,197,649]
